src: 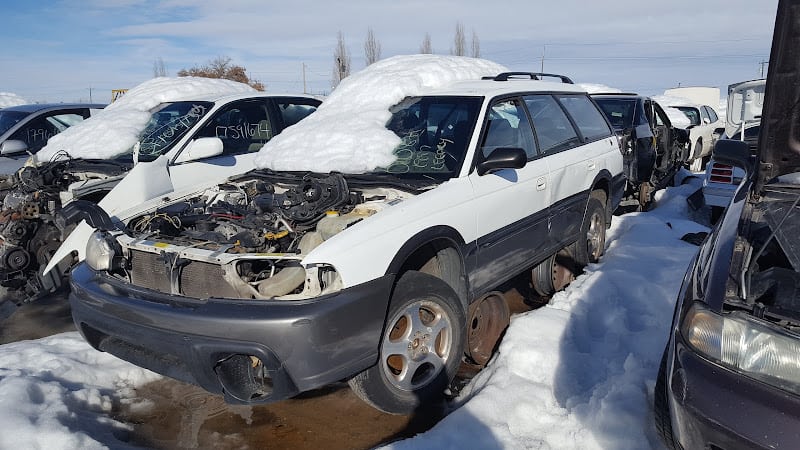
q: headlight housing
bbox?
[85,231,120,272]
[682,302,800,394]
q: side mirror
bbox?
[0,140,28,155]
[173,137,223,164]
[477,147,527,175]
[713,139,752,174]
[702,118,711,125]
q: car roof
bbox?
[162,91,321,104]
[755,0,800,188]
[419,74,586,98]
[2,103,106,113]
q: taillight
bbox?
[709,163,734,183]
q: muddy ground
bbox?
[1,275,542,449]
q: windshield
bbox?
[0,110,29,136]
[675,106,701,126]
[593,98,637,130]
[375,96,482,181]
[136,101,213,162]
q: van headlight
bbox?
[85,231,120,272]
[681,302,800,393]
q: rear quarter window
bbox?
[556,95,612,142]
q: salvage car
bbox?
[65,58,624,414]
[592,93,688,209]
[703,78,765,222]
[655,1,800,447]
[0,91,319,314]
[0,103,104,175]
[669,103,723,172]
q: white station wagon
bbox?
[65,60,624,414]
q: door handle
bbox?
[536,177,546,190]
[587,160,596,171]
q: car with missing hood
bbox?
[0,91,319,315]
[63,58,624,414]
[0,103,104,175]
[655,1,800,447]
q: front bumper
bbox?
[667,335,800,449]
[69,263,393,404]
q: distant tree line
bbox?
[332,22,481,89]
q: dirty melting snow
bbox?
[0,173,708,449]
[254,54,508,173]
[35,77,255,162]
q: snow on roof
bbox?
[0,92,27,108]
[254,54,508,173]
[578,83,622,94]
[35,77,256,162]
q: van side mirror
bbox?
[477,147,527,175]
[713,139,752,174]
[0,140,29,155]
[173,137,223,164]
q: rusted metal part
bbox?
[466,291,510,366]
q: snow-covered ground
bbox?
[0,173,708,449]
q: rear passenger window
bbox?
[523,95,580,154]
[275,99,318,128]
[480,99,537,159]
[556,95,612,142]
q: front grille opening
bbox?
[215,354,274,401]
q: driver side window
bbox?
[480,99,537,159]
[196,100,272,156]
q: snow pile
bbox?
[255,55,508,173]
[0,333,160,450]
[35,77,256,162]
[653,95,694,129]
[390,174,708,450]
[579,83,622,94]
[0,92,27,108]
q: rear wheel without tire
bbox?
[573,191,607,268]
[348,270,466,414]
[531,252,576,296]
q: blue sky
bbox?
[0,0,779,104]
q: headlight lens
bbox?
[85,231,117,272]
[682,302,800,393]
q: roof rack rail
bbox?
[482,72,574,84]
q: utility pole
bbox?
[88,86,92,103]
[759,60,769,77]
[302,62,307,94]
[540,45,546,72]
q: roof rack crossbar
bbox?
[483,72,574,84]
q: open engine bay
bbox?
[103,172,422,300]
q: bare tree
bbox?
[332,31,351,88]
[471,30,481,58]
[451,22,466,56]
[364,28,382,66]
[152,57,167,77]
[420,33,433,54]
[178,56,265,90]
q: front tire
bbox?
[349,270,466,414]
[654,347,679,450]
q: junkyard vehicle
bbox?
[703,79,765,222]
[0,93,319,315]
[655,1,800,447]
[669,103,723,172]
[66,63,624,414]
[592,94,689,209]
[0,103,104,175]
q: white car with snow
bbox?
[0,82,319,313]
[670,103,723,171]
[65,56,624,414]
